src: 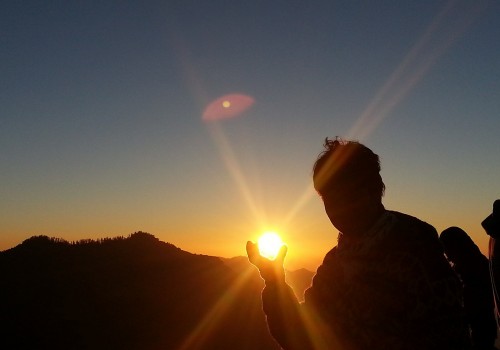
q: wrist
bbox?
[263,271,286,286]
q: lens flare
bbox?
[202,93,254,121]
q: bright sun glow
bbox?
[258,231,284,260]
[222,100,231,108]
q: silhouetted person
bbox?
[247,138,471,350]
[482,200,500,239]
[483,200,500,319]
[440,226,498,350]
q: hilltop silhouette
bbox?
[0,232,312,349]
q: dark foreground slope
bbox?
[0,232,300,350]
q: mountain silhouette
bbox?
[0,232,313,349]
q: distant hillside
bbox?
[0,232,291,350]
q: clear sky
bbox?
[2,0,499,270]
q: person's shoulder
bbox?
[322,246,338,265]
[387,210,441,250]
[305,246,338,302]
[312,247,339,278]
[388,210,437,233]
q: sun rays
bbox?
[169,2,489,347]
[173,1,486,242]
[176,266,256,350]
[346,0,486,142]
[206,122,264,224]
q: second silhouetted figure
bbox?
[441,226,498,350]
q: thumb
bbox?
[276,244,288,263]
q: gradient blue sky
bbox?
[2,0,499,269]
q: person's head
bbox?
[440,226,481,264]
[313,138,385,234]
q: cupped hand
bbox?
[246,241,287,283]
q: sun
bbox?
[258,231,284,260]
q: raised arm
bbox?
[246,242,314,350]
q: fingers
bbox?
[247,240,288,267]
[276,244,288,262]
[245,240,287,283]
[246,241,260,264]
[246,241,257,255]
